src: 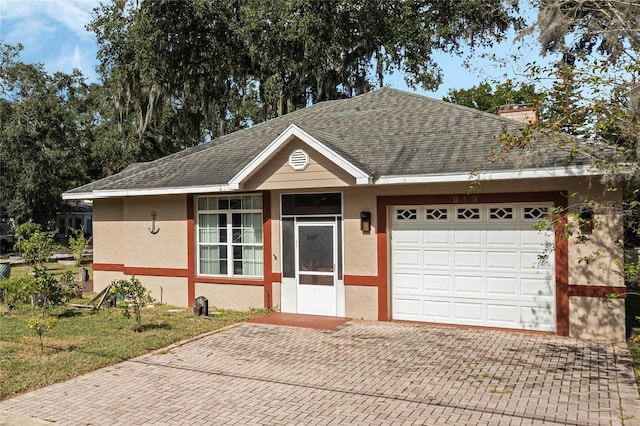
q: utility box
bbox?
[194,296,208,316]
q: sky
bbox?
[0,0,547,100]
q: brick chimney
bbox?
[497,107,538,124]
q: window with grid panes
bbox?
[197,195,263,277]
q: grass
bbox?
[9,262,92,280]
[0,296,269,400]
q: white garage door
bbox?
[391,203,555,331]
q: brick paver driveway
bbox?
[1,320,640,425]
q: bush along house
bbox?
[63,88,625,341]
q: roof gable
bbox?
[229,124,371,189]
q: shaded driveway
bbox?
[1,320,640,425]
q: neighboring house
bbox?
[55,201,93,238]
[63,88,625,341]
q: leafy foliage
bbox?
[32,266,65,307]
[443,80,544,113]
[25,315,58,356]
[88,0,523,146]
[14,222,41,256]
[0,276,35,305]
[68,226,92,266]
[0,43,96,226]
[19,225,58,267]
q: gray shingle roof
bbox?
[65,88,589,196]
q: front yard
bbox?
[0,263,268,400]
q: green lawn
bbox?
[9,262,91,280]
[0,264,269,400]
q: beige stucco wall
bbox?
[93,198,125,265]
[345,286,378,320]
[123,195,188,269]
[194,283,263,311]
[268,176,623,285]
[94,271,187,307]
[272,281,281,311]
[93,270,125,294]
[134,276,189,307]
[569,296,625,341]
[566,187,624,287]
[244,139,355,190]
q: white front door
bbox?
[296,222,337,316]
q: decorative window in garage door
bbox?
[523,206,550,221]
[455,207,481,221]
[395,208,418,221]
[488,206,515,221]
[425,207,449,221]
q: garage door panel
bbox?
[486,251,517,270]
[423,251,451,267]
[454,302,483,320]
[422,300,452,320]
[486,277,518,296]
[393,273,421,291]
[521,231,552,246]
[486,304,518,323]
[521,277,554,297]
[423,274,451,292]
[486,230,518,246]
[391,202,555,332]
[394,249,421,267]
[520,305,555,331]
[394,298,421,317]
[454,275,483,294]
[454,251,483,268]
[423,230,450,244]
[393,229,421,244]
[520,252,547,270]
[454,230,483,245]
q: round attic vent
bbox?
[289,149,309,171]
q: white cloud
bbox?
[0,0,101,81]
[0,0,101,40]
[50,44,98,81]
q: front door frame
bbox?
[295,220,338,316]
[279,192,345,317]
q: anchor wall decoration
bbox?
[149,210,160,234]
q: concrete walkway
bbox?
[1,320,640,425]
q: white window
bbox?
[197,195,263,277]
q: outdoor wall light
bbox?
[360,211,371,233]
[579,207,594,234]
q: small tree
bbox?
[68,226,92,266]
[110,276,154,330]
[21,228,58,267]
[14,222,41,257]
[32,266,64,309]
[26,316,58,355]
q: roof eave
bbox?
[62,184,235,200]
[374,165,609,185]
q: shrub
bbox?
[32,266,64,307]
[0,276,36,304]
[14,222,40,256]
[21,229,59,267]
